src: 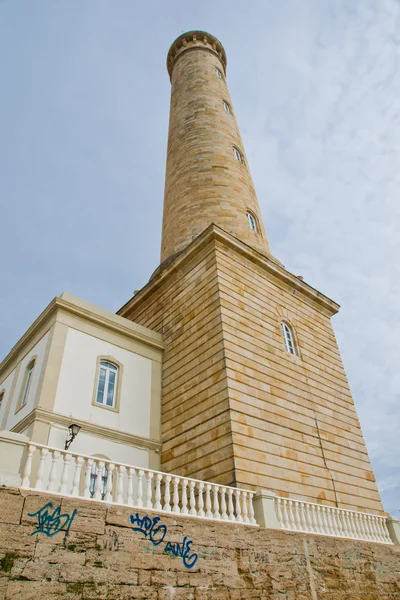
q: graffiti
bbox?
[130,513,198,569]
[164,537,198,569]
[28,502,77,537]
[103,528,120,551]
[130,513,167,546]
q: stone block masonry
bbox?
[0,487,399,599]
[120,227,384,515]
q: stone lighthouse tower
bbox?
[119,31,384,515]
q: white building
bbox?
[0,292,163,477]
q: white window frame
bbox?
[281,322,296,356]
[246,211,257,231]
[95,360,118,408]
[233,147,243,163]
[21,360,35,407]
[223,100,231,114]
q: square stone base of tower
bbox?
[119,225,384,515]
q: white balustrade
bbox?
[19,442,392,542]
[18,442,257,525]
[275,497,392,544]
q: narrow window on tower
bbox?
[281,322,296,356]
[246,211,258,232]
[216,67,223,79]
[233,147,243,163]
[0,390,4,411]
[223,100,231,114]
[95,360,118,408]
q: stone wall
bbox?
[120,228,384,514]
[0,488,399,599]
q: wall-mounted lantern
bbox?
[65,423,81,450]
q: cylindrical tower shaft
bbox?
[161,31,271,263]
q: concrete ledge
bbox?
[0,430,29,487]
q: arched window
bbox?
[216,67,223,79]
[20,359,35,407]
[233,147,243,163]
[223,100,231,114]
[95,360,118,408]
[281,322,296,356]
[246,211,257,232]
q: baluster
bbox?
[181,479,188,515]
[126,467,134,505]
[116,465,125,504]
[358,514,369,541]
[197,482,204,517]
[234,490,243,523]
[36,448,49,490]
[72,456,84,497]
[287,500,296,530]
[315,506,324,534]
[94,461,104,501]
[163,475,171,512]
[354,513,363,539]
[136,470,144,507]
[368,515,379,542]
[172,477,180,514]
[281,499,290,529]
[145,471,154,509]
[105,463,114,503]
[242,491,249,524]
[21,444,36,488]
[276,498,284,528]
[330,508,340,537]
[47,450,60,492]
[335,509,345,537]
[248,492,256,525]
[213,486,220,520]
[339,509,350,538]
[205,484,213,518]
[304,503,314,533]
[319,506,331,535]
[220,487,228,520]
[227,488,235,521]
[59,453,72,495]
[345,511,356,538]
[299,503,307,532]
[189,481,196,516]
[154,473,162,510]
[83,458,94,498]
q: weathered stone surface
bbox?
[0,489,399,598]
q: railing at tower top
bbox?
[20,443,257,525]
[275,497,392,545]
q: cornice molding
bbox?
[11,407,162,453]
[1,294,164,380]
[118,224,340,318]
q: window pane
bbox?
[96,368,106,404]
[106,371,116,407]
[21,367,33,406]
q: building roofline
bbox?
[118,224,340,318]
[0,293,164,378]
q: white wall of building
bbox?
[0,368,16,429]
[53,328,153,439]
[5,332,50,431]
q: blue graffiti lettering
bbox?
[130,513,198,569]
[130,512,167,546]
[164,536,198,569]
[28,502,77,537]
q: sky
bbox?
[1,0,399,515]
